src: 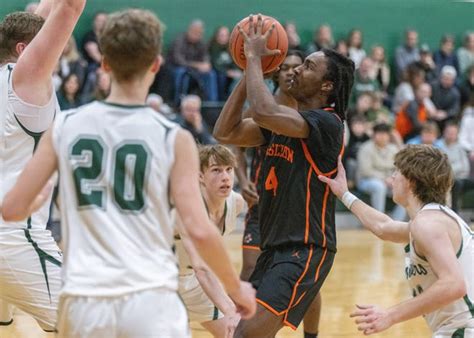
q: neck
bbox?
[298,96,328,111]
[106,78,150,106]
[274,89,297,109]
[201,188,226,218]
[405,195,425,220]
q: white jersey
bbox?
[176,190,240,275]
[0,63,58,230]
[405,203,474,336]
[51,101,181,296]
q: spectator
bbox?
[305,24,334,55]
[57,73,82,110]
[395,82,436,141]
[209,26,241,100]
[344,115,370,188]
[395,29,420,81]
[81,12,107,70]
[457,32,474,76]
[348,92,373,122]
[356,123,405,220]
[414,44,437,84]
[335,39,349,57]
[81,67,111,103]
[407,121,444,148]
[433,34,459,76]
[440,122,473,212]
[347,29,366,68]
[350,57,380,108]
[168,19,218,103]
[431,65,461,131]
[284,22,302,51]
[146,93,174,117]
[459,64,474,108]
[58,36,87,89]
[392,63,425,113]
[174,95,215,144]
[458,96,474,175]
[369,45,390,93]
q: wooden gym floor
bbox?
[1,229,431,338]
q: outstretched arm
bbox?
[318,156,409,243]
[13,0,86,106]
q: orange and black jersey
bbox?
[249,146,266,195]
[258,108,344,252]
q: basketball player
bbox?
[0,0,85,331]
[176,144,245,338]
[213,14,355,337]
[320,145,474,337]
[1,9,256,338]
[219,51,323,338]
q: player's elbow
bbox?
[1,197,28,222]
[448,279,467,300]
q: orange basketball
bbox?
[229,15,288,74]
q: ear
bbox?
[15,42,27,57]
[101,57,112,73]
[150,55,162,74]
[321,80,334,94]
[199,171,205,184]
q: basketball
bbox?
[229,15,288,74]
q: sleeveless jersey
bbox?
[51,101,180,296]
[0,63,58,229]
[405,203,474,335]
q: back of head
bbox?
[394,145,453,205]
[199,144,236,172]
[99,9,162,82]
[0,12,44,64]
[321,48,355,121]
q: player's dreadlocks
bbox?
[322,48,355,121]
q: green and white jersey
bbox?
[51,101,180,296]
[405,203,474,336]
[0,63,58,230]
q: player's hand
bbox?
[228,281,257,319]
[237,14,281,59]
[223,311,241,338]
[350,304,394,335]
[241,181,259,207]
[317,156,349,199]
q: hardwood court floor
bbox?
[1,230,431,338]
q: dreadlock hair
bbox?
[272,49,305,93]
[321,48,355,121]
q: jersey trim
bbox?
[304,168,312,243]
[464,295,474,318]
[0,319,13,326]
[100,101,147,109]
[14,115,44,151]
[212,306,219,321]
[242,245,260,251]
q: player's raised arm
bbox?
[13,0,86,106]
[170,129,256,319]
[319,156,409,243]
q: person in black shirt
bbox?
[213,14,354,338]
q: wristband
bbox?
[341,191,359,210]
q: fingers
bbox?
[262,23,275,40]
[337,155,346,175]
[237,25,249,41]
[267,49,281,56]
[248,14,255,36]
[318,175,330,184]
[256,14,263,35]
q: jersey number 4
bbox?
[265,166,278,196]
[70,137,150,212]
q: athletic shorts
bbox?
[0,227,62,331]
[250,244,335,330]
[178,272,223,323]
[433,327,474,338]
[56,288,190,338]
[242,206,260,250]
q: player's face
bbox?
[390,169,411,207]
[277,55,303,93]
[201,161,235,198]
[288,52,331,100]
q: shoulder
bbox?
[300,109,342,129]
[411,208,454,239]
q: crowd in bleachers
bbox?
[24,2,474,217]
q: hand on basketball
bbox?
[237,14,281,59]
[228,280,257,319]
[317,156,349,199]
[350,304,394,335]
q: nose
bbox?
[293,65,302,75]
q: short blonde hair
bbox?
[199,145,237,172]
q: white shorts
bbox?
[0,227,62,331]
[56,288,190,338]
[178,273,223,323]
[433,327,474,338]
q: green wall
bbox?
[2,0,473,63]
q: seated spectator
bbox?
[431,65,461,131]
[368,91,392,126]
[174,95,215,145]
[284,22,302,51]
[81,68,111,103]
[395,29,420,82]
[146,93,174,117]
[395,82,436,141]
[350,57,380,108]
[440,122,474,212]
[407,121,444,148]
[335,39,349,57]
[347,29,366,68]
[168,20,218,103]
[344,115,370,188]
[433,34,459,76]
[305,24,334,55]
[459,65,474,108]
[392,63,426,113]
[57,74,82,110]
[369,45,390,94]
[209,26,241,101]
[356,123,405,220]
[414,44,437,84]
[58,36,87,90]
[458,97,474,176]
[457,32,474,76]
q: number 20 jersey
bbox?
[52,101,181,296]
[258,109,344,251]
